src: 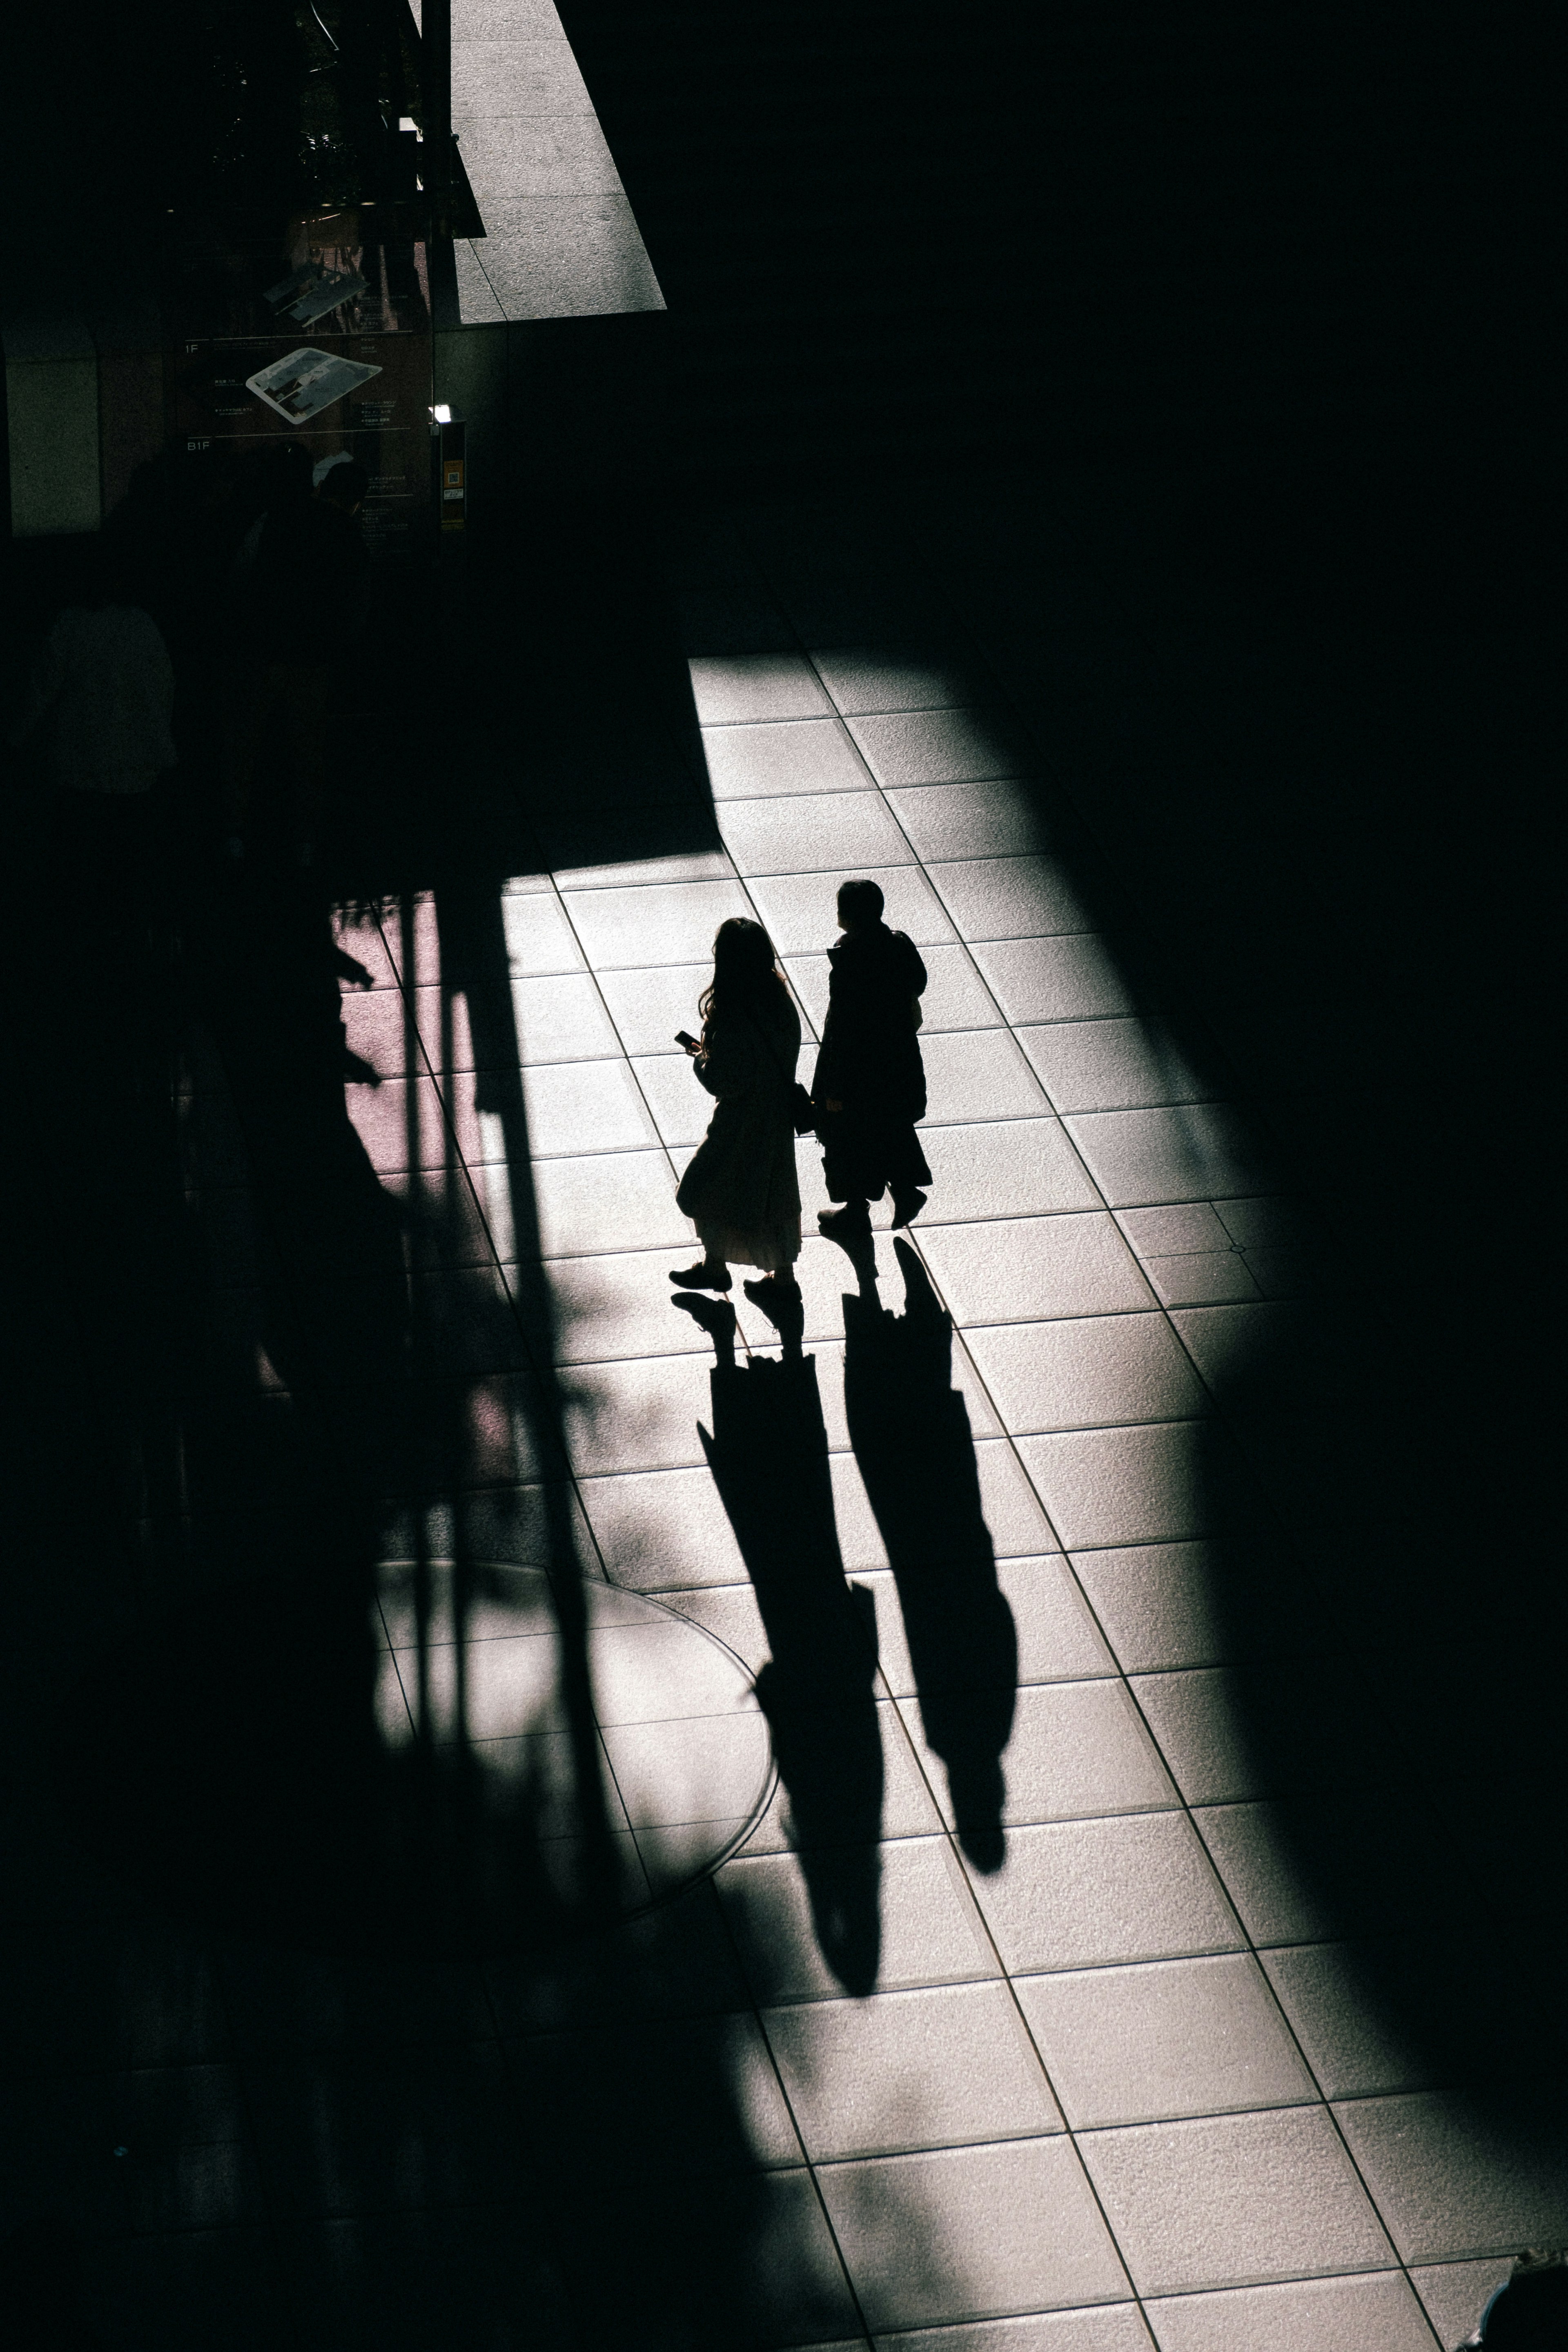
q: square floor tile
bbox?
[1144,2270,1435,2352]
[341,983,436,1079]
[499,888,586,975]
[863,1556,1109,1695]
[688,655,835,724]
[919,1215,1153,1327]
[745,865,959,954]
[345,1073,479,1175]
[718,1837,999,2001]
[801,1332,1000,1449]
[918,1030,1051,1126]
[1409,2257,1518,2351]
[702,717,869,799]
[927,854,1103,943]
[1115,1204,1234,1256]
[379,890,439,983]
[740,1695,945,1857]
[918,1120,1100,1222]
[731,1231,853,1350]
[1065,1106,1277,1208]
[1079,2106,1392,2294]
[506,971,621,1064]
[528,1150,687,1257]
[888,781,1043,863]
[1167,1302,1344,1418]
[560,877,753,969]
[541,1246,719,1364]
[720,789,915,875]
[1129,1670,1270,1806]
[630,1051,715,1148]
[1143,1253,1262,1306]
[334,912,401,986]
[764,1981,1060,2160]
[966,1315,1209,1436]
[1001,1557,1115,1681]
[658,1582,769,1673]
[911,1679,1174,1830]
[819,2137,1126,2331]
[578,1464,751,1590]
[1212,1198,1328,1253]
[826,1438,1057,1570]
[587,1617,753,1728]
[562,1351,719,1475]
[1191,1805,1344,1946]
[976,1812,1242,1975]
[1018,1954,1316,2128]
[1260,1944,1434,2099]
[973,938,1139,1026]
[601,1709,771,1830]
[848,707,1036,789]
[1332,2092,1568,2263]
[1070,1541,1280,1672]
[1020,1421,1262,1551]
[519,1059,657,1157]
[1019,1018,1213,1113]
[810,648,978,716]
[595,962,712,1055]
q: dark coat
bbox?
[811,925,928,1120]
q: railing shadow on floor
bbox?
[2,497,982,2346]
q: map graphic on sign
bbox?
[245,347,383,426]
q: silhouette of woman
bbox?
[671,917,802,1307]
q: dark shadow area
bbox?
[838,1237,1017,1874]
[552,1,1548,488]
[862,432,1563,2150]
[680,1293,884,1997]
[0,482,882,2341]
[4,1,1554,2332]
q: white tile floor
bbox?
[322,521,1568,2348]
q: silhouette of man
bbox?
[813,878,931,1239]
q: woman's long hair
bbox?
[699,916,786,1041]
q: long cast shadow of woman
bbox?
[675,1291,884,1997]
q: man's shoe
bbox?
[818,1205,871,1239]
[890,1187,928,1229]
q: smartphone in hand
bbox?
[675,1030,699,1052]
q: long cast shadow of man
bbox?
[837,1235,1018,1872]
[676,1291,884,1995]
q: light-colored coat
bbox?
[676,988,802,1272]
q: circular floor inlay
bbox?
[374,1562,773,1917]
